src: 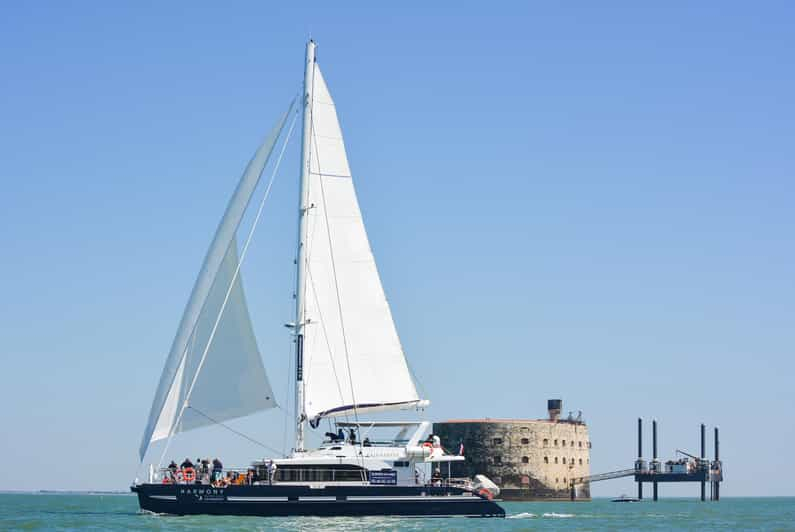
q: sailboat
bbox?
[130,41,504,518]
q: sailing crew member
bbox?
[180,458,194,469]
[349,428,357,444]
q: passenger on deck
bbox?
[431,467,442,486]
[337,428,345,441]
[266,459,277,485]
[363,437,372,447]
[167,461,178,479]
[200,459,211,483]
[349,428,357,444]
[246,468,255,485]
[180,458,194,469]
[212,458,223,483]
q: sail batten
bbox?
[300,63,424,426]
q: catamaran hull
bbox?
[131,483,505,518]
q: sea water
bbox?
[0,493,792,530]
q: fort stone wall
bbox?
[433,402,591,500]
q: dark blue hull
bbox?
[131,483,505,518]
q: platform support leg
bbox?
[638,481,643,500]
[653,481,658,501]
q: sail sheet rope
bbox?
[187,406,284,457]
[156,105,300,467]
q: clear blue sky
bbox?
[1,2,793,496]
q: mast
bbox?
[294,39,316,453]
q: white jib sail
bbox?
[139,104,292,460]
[301,63,424,424]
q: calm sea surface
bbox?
[0,493,792,530]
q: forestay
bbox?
[301,63,425,425]
[139,105,292,460]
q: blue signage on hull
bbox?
[368,470,398,485]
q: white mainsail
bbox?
[299,59,425,426]
[139,105,292,460]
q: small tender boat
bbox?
[612,494,640,502]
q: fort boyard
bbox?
[434,400,591,500]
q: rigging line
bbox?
[297,60,353,429]
[164,109,301,457]
[310,109,365,464]
[307,266,352,408]
[282,336,293,456]
[186,406,284,457]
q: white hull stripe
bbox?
[298,496,337,501]
[346,495,480,502]
[226,496,289,502]
[148,495,177,501]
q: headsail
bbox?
[300,62,425,426]
[139,103,293,460]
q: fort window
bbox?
[562,439,566,446]
[579,458,583,465]
[521,438,529,445]
[543,438,549,447]
[492,438,503,446]
[544,456,549,464]
[555,477,559,484]
[563,477,567,484]
[521,456,529,464]
[578,441,582,448]
[554,439,558,446]
[588,442,592,448]
[562,457,566,464]
[554,457,558,464]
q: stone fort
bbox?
[434,400,591,500]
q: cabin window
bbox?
[521,438,529,445]
[393,461,410,468]
[521,456,529,464]
[492,438,503,446]
[544,456,549,464]
[274,465,366,483]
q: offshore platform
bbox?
[570,418,723,501]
